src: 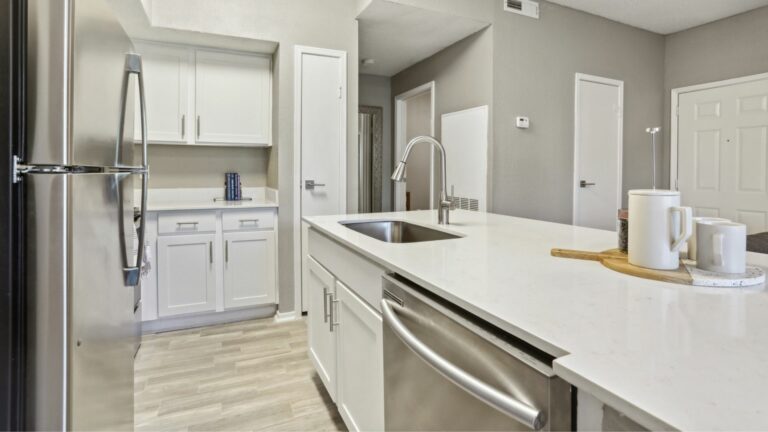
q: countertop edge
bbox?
[303,217,569,358]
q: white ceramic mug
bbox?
[687,217,730,260]
[628,190,693,270]
[696,221,747,274]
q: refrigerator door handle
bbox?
[120,53,149,287]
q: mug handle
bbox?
[671,206,693,252]
[713,233,725,266]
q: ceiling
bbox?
[358,0,489,77]
[547,0,768,35]
[106,0,277,53]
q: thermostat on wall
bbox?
[516,116,530,129]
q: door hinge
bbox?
[338,86,342,99]
[675,106,679,116]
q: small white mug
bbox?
[688,217,730,260]
[696,221,747,274]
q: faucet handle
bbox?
[449,185,457,210]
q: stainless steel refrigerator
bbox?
[18,0,148,429]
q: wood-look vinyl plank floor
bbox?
[135,318,345,431]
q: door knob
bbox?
[580,180,596,188]
[305,180,326,190]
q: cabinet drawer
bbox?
[222,209,275,231]
[158,211,216,234]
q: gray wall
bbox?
[662,5,768,187]
[359,74,394,211]
[147,0,359,313]
[391,0,665,223]
[143,145,269,189]
[492,1,665,223]
[391,27,494,207]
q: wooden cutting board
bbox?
[551,248,694,285]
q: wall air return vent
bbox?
[503,0,539,19]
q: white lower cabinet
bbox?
[335,281,384,432]
[307,257,337,401]
[306,249,385,432]
[157,234,216,317]
[142,207,278,330]
[223,231,276,308]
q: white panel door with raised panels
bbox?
[678,77,768,234]
[195,49,271,146]
[134,42,191,143]
[223,231,276,309]
[157,234,216,317]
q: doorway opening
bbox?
[394,81,435,211]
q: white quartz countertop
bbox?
[303,210,768,431]
[136,187,279,212]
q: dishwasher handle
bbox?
[380,299,546,431]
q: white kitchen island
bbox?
[304,209,768,431]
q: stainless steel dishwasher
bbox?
[381,274,573,431]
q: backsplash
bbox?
[134,144,270,189]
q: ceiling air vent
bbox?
[503,0,539,19]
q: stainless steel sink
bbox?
[340,220,461,243]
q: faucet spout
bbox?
[391,136,452,224]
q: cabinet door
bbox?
[195,49,271,146]
[306,257,337,401]
[336,281,384,432]
[223,231,276,308]
[157,234,216,317]
[134,42,191,143]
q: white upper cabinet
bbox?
[134,42,191,143]
[195,50,272,146]
[135,41,272,147]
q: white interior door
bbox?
[573,74,624,231]
[676,76,768,234]
[297,46,347,314]
[299,49,346,217]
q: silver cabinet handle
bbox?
[118,53,148,287]
[380,299,546,430]
[579,180,596,188]
[181,114,186,140]
[329,294,339,332]
[225,240,229,263]
[209,241,213,264]
[305,180,326,190]
[197,115,201,139]
[239,219,260,224]
[176,222,199,228]
[322,287,329,323]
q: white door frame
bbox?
[394,81,435,211]
[294,45,347,316]
[670,71,768,191]
[572,73,624,226]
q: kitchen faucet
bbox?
[391,136,454,225]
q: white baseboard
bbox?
[142,304,277,334]
[273,310,301,323]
